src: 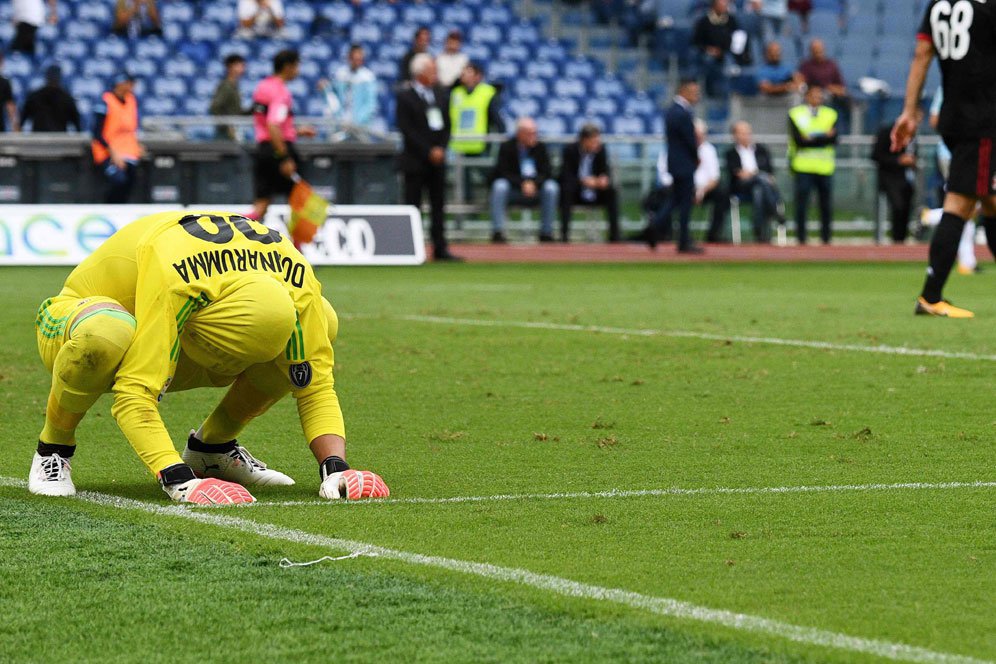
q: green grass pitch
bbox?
[1,262,994,663]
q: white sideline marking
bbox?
[207,480,996,509]
[0,476,990,664]
[371,314,996,363]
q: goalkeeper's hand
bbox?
[158,464,256,505]
[319,469,390,500]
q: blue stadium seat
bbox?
[54,40,89,60]
[93,37,128,60]
[204,3,237,25]
[525,60,559,79]
[246,60,272,80]
[584,97,619,116]
[505,95,541,118]
[470,24,503,45]
[463,43,492,62]
[563,58,597,80]
[286,78,308,97]
[162,23,185,42]
[183,97,211,116]
[323,3,354,26]
[71,78,105,100]
[81,58,117,79]
[144,97,178,115]
[368,59,397,80]
[546,97,580,117]
[553,79,587,99]
[160,2,194,24]
[611,114,647,135]
[592,76,626,98]
[127,60,157,78]
[152,78,188,99]
[497,44,530,62]
[441,5,475,27]
[76,2,111,23]
[536,114,568,136]
[623,92,657,116]
[298,60,320,80]
[301,39,334,62]
[402,4,435,25]
[0,23,12,44]
[514,78,549,98]
[350,22,382,44]
[189,22,224,43]
[192,78,217,99]
[134,38,170,60]
[364,4,398,26]
[536,41,568,62]
[164,58,198,79]
[480,5,513,26]
[305,97,329,117]
[509,21,540,44]
[284,3,315,24]
[63,21,101,41]
[488,60,520,81]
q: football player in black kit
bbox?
[893,0,996,318]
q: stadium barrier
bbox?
[0,118,944,244]
[0,204,425,266]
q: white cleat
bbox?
[28,452,76,497]
[182,432,295,487]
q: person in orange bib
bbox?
[91,71,143,203]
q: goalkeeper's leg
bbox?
[31,300,135,496]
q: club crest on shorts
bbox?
[289,362,312,388]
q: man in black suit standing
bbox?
[650,79,702,253]
[725,120,784,243]
[559,123,620,242]
[396,54,461,261]
[872,113,920,244]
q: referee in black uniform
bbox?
[893,0,996,318]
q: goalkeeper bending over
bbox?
[29,210,389,504]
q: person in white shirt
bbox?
[435,30,469,89]
[11,0,56,55]
[237,0,285,38]
[651,119,728,243]
[318,43,379,133]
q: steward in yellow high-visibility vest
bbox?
[448,63,504,156]
[788,84,838,244]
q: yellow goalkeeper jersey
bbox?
[60,210,343,473]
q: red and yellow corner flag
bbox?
[287,176,329,247]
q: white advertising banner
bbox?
[0,204,425,266]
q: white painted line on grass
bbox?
[206,480,996,509]
[369,314,996,363]
[0,475,988,664]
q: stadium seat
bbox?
[71,77,105,100]
[76,2,111,23]
[623,92,657,116]
[480,5,514,26]
[284,3,315,24]
[300,40,333,63]
[525,60,559,79]
[497,44,530,62]
[54,40,88,60]
[563,58,598,80]
[164,58,198,79]
[546,97,580,117]
[509,21,540,44]
[350,22,382,44]
[144,97,178,115]
[592,76,626,98]
[203,3,237,25]
[514,78,549,99]
[584,97,619,117]
[440,5,475,26]
[506,97,542,119]
[152,78,188,99]
[364,4,398,26]
[553,79,587,99]
[402,4,435,25]
[610,114,647,135]
[536,114,568,136]
[189,22,224,43]
[63,21,101,41]
[470,24,503,45]
[488,60,520,81]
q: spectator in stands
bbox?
[757,42,799,97]
[758,0,788,42]
[449,63,503,157]
[436,30,469,89]
[236,0,285,38]
[796,38,849,131]
[21,65,81,133]
[725,120,784,243]
[399,26,432,84]
[249,49,317,220]
[396,54,460,261]
[91,71,142,203]
[112,0,162,38]
[689,119,728,244]
[648,79,702,253]
[318,44,378,132]
[210,54,247,140]
[787,0,811,34]
[872,111,921,244]
[11,0,57,56]
[0,53,18,133]
[489,117,558,244]
[559,123,620,243]
[692,0,743,99]
[788,83,837,244]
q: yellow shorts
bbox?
[35,295,130,372]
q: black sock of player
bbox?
[921,212,967,303]
[36,441,75,458]
[979,217,996,261]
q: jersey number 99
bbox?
[931,0,974,61]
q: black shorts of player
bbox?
[943,135,996,198]
[253,141,300,200]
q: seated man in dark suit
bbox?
[559,123,620,242]
[725,120,784,243]
[488,117,559,243]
